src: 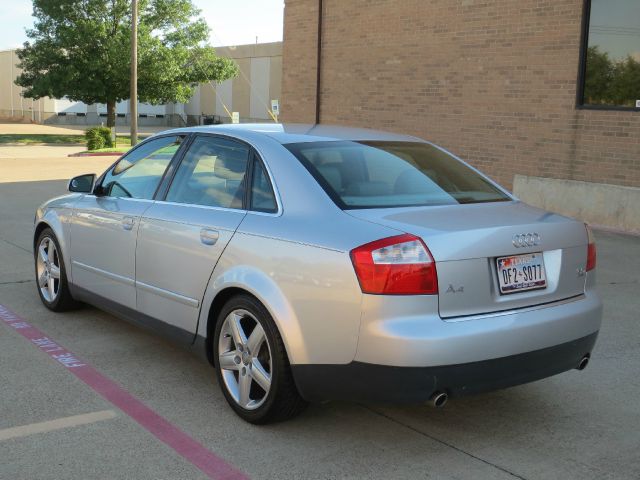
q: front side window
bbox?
[100,135,183,199]
[581,0,640,108]
[166,135,250,209]
[286,141,509,209]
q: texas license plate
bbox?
[496,253,547,294]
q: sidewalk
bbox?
[0,145,114,183]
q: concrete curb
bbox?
[1,142,84,147]
[68,152,124,157]
[590,224,640,238]
[514,174,640,236]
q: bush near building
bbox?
[85,127,113,151]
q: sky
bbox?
[587,0,639,61]
[0,0,284,50]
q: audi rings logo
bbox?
[512,232,541,248]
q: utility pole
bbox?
[130,0,138,146]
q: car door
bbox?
[134,134,253,335]
[70,135,186,309]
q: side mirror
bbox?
[68,174,96,193]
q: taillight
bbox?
[350,234,438,295]
[586,224,596,271]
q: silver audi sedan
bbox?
[34,124,602,423]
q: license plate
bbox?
[496,253,547,294]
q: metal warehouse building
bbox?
[0,42,282,126]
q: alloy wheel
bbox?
[218,309,273,410]
[36,237,61,303]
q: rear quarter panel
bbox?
[199,227,364,365]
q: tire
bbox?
[213,294,307,424]
[34,228,79,312]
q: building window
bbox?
[580,0,640,109]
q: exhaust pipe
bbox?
[429,391,448,408]
[577,354,590,371]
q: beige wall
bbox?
[0,42,283,125]
[0,49,55,122]
[198,42,283,122]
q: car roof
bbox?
[157,123,423,145]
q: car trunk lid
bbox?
[347,201,588,318]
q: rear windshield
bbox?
[285,141,510,209]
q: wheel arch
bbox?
[204,286,246,365]
[34,214,73,284]
[199,266,308,367]
[33,221,51,250]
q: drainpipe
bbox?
[315,0,323,125]
[10,50,14,117]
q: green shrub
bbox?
[85,127,113,151]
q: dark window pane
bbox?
[100,136,182,199]
[250,161,277,213]
[583,0,640,107]
[286,141,509,209]
[166,136,249,209]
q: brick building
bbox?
[280,0,640,233]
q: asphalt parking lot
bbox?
[1,147,639,479]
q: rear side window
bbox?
[285,141,509,209]
[100,135,183,199]
[166,135,250,209]
[250,161,277,213]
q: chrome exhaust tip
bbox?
[577,354,590,371]
[429,391,448,408]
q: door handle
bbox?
[121,216,135,231]
[200,228,219,246]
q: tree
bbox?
[583,46,613,105]
[16,0,238,126]
[584,46,640,107]
[609,55,640,107]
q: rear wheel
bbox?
[213,294,307,424]
[34,228,78,311]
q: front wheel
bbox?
[34,228,78,311]
[213,294,307,424]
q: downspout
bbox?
[10,50,14,117]
[315,0,323,124]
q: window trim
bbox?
[576,0,640,112]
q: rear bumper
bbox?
[354,290,602,367]
[292,331,598,403]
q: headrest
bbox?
[317,165,342,192]
[214,149,247,180]
[345,181,391,196]
[394,169,435,194]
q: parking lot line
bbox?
[0,410,117,442]
[0,304,248,480]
